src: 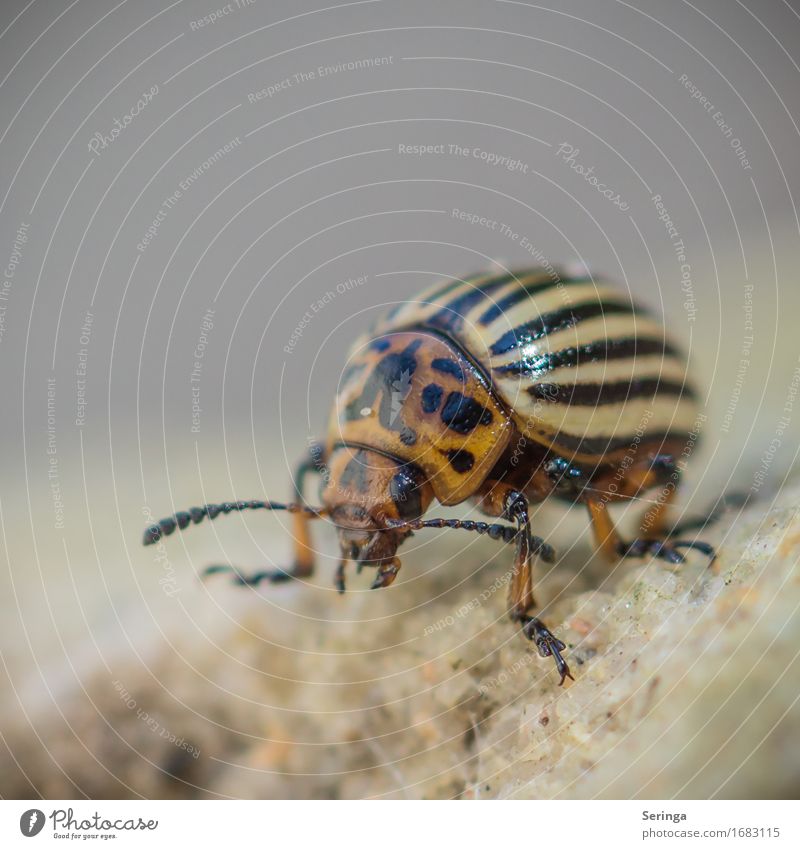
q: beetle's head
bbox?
[140,444,433,591]
[332,503,404,577]
[322,446,433,586]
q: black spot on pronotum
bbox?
[431,357,466,382]
[443,448,475,473]
[370,338,391,352]
[421,383,444,413]
[440,391,493,434]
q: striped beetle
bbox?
[143,268,715,684]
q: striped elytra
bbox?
[351,267,698,472]
[145,266,712,688]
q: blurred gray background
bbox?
[1,0,799,796]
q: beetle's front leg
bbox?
[203,443,325,587]
[504,491,572,686]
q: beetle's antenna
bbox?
[380,517,555,563]
[142,501,327,546]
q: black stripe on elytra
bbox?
[426,273,519,333]
[489,301,636,356]
[431,357,466,381]
[495,336,679,379]
[478,275,593,325]
[381,277,471,324]
[529,377,695,406]
[440,391,493,434]
[547,428,692,458]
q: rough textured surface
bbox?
[2,481,799,800]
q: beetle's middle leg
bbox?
[584,456,715,564]
[203,443,327,586]
[503,491,572,685]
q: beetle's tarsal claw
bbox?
[618,536,714,565]
[334,561,347,594]
[201,564,298,585]
[671,539,717,560]
[370,559,400,589]
[523,617,572,686]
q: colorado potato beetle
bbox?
[143,268,715,684]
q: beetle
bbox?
[143,267,715,684]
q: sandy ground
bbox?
[1,469,798,799]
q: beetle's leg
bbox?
[668,491,750,537]
[504,491,572,686]
[585,496,625,561]
[637,456,678,538]
[635,455,717,563]
[586,458,716,565]
[585,494,690,565]
[332,560,345,594]
[370,557,401,589]
[202,444,326,586]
